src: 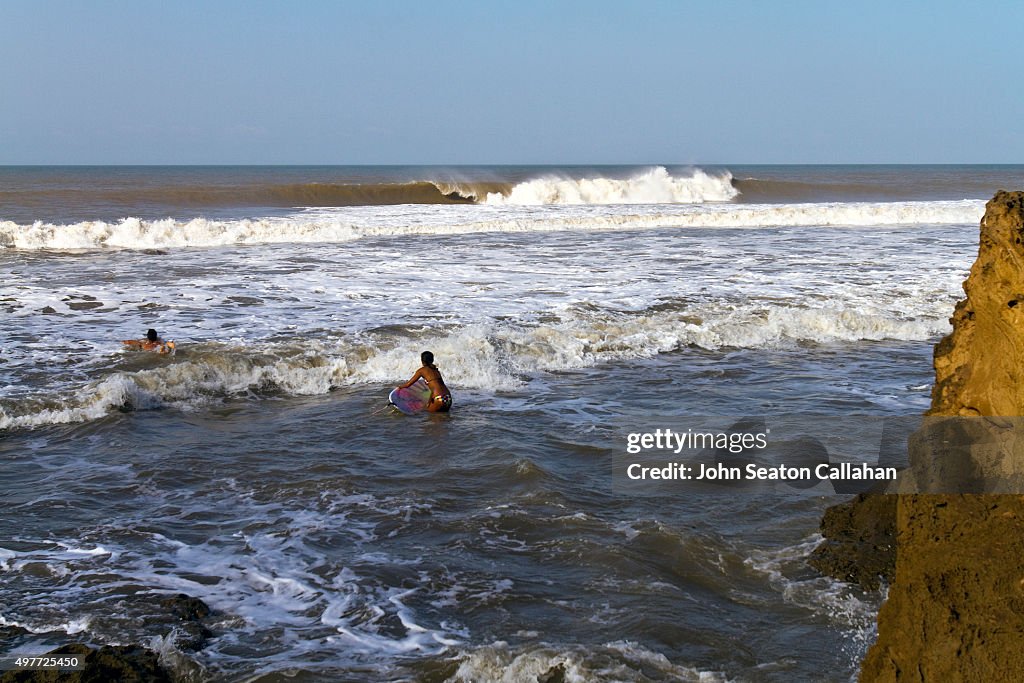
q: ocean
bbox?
[2,165,1022,681]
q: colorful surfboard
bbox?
[389,379,432,415]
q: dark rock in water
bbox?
[225,295,263,306]
[158,593,214,651]
[173,622,214,652]
[0,643,172,683]
[160,593,211,621]
[0,597,214,679]
[0,626,30,648]
[39,306,57,314]
[136,302,168,311]
[66,301,103,311]
[538,663,567,683]
[807,492,895,591]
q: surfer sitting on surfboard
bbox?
[122,328,175,355]
[397,351,452,413]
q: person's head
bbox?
[421,351,434,366]
[147,329,159,342]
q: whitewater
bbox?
[0,166,991,250]
[0,195,971,429]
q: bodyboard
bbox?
[389,379,432,415]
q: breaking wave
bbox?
[0,302,949,430]
[0,200,984,251]
[484,166,738,205]
[0,167,729,218]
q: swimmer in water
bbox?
[122,328,175,354]
[397,351,452,413]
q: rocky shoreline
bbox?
[0,594,212,683]
[814,191,1024,681]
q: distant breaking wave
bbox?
[0,167,730,214]
[4,166,1020,225]
[484,167,738,205]
[0,200,985,251]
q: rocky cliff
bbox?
[928,191,1024,417]
[816,191,1024,682]
[860,193,1024,680]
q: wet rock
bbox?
[158,593,214,651]
[807,492,895,591]
[65,301,103,311]
[0,643,172,683]
[172,622,214,653]
[39,307,57,314]
[538,663,567,683]
[0,626,30,648]
[225,296,263,306]
[160,593,211,621]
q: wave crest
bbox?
[0,303,948,430]
[0,200,984,251]
[485,167,738,205]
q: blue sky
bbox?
[1,1,1021,164]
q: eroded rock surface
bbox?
[814,192,1024,682]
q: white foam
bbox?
[745,535,884,666]
[451,642,586,683]
[0,548,15,571]
[0,200,970,431]
[1,487,459,664]
[1,543,116,565]
[0,348,354,429]
[605,640,731,681]
[0,374,160,429]
[485,166,739,205]
[0,300,953,430]
[0,199,984,251]
[148,634,209,682]
[58,543,113,556]
[451,640,730,682]
[0,614,92,635]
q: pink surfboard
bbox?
[389,379,432,415]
